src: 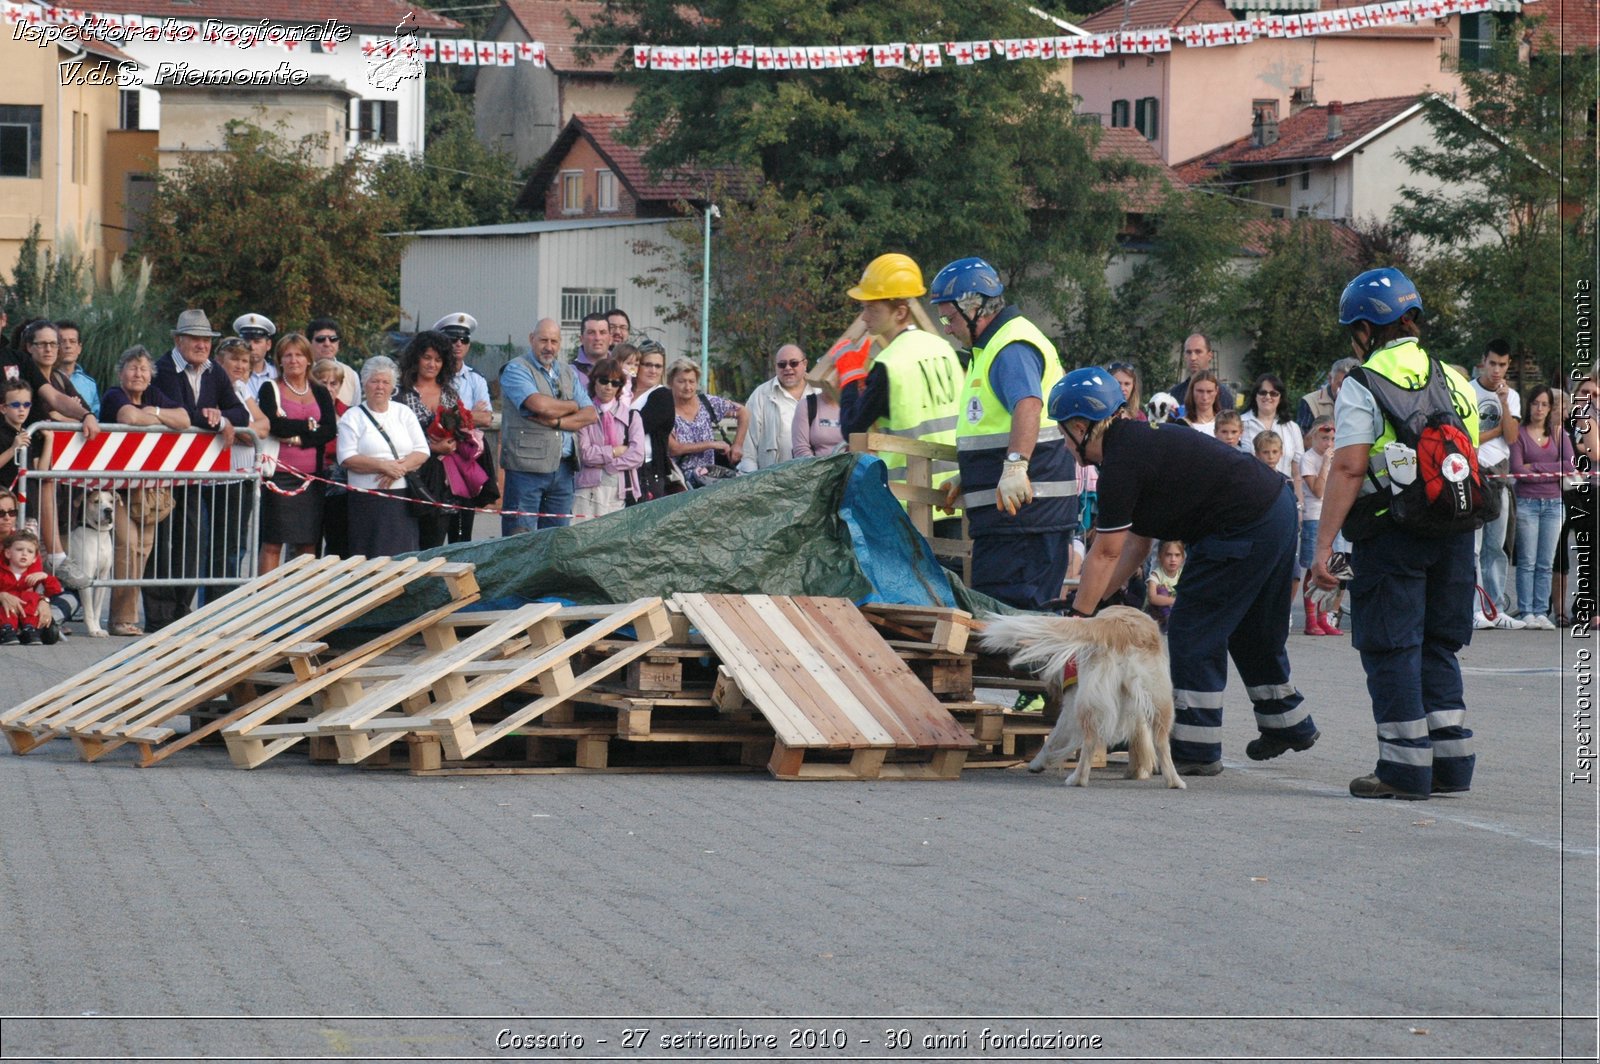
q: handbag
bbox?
[126,484,176,524]
[359,405,437,518]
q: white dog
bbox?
[66,489,118,638]
[980,607,1184,789]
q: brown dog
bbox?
[981,607,1185,788]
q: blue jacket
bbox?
[154,349,249,428]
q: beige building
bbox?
[0,32,133,281]
[475,0,636,168]
[154,77,359,170]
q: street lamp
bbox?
[700,202,719,384]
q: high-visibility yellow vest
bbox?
[1356,339,1479,488]
[954,310,1077,532]
[875,326,961,489]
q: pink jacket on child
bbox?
[576,400,646,498]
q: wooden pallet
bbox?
[859,602,975,654]
[0,555,478,764]
[674,593,974,780]
[307,598,675,764]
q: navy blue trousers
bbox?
[972,531,1072,612]
[1169,485,1316,764]
[1350,523,1477,794]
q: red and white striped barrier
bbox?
[41,426,252,488]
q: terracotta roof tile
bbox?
[76,0,459,31]
[502,0,620,71]
[1237,217,1363,256]
[1090,126,1188,211]
[1177,94,1424,170]
[518,114,755,211]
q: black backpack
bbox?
[1344,357,1499,539]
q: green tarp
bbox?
[356,452,1019,628]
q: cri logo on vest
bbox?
[966,396,984,423]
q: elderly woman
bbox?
[256,333,338,573]
[99,345,190,636]
[336,356,429,557]
[396,331,465,550]
[214,337,270,438]
[666,358,748,489]
[575,355,644,518]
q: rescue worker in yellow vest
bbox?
[928,256,1078,610]
[839,254,962,501]
[1312,267,1479,801]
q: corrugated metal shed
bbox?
[396,217,694,358]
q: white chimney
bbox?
[1327,100,1344,140]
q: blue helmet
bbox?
[928,257,1004,306]
[1048,367,1126,424]
[1338,267,1422,326]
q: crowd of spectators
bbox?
[1,298,1591,641]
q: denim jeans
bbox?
[501,464,576,536]
[1514,496,1563,618]
[1476,483,1512,611]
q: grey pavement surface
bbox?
[0,601,1595,1063]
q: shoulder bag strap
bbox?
[359,405,402,460]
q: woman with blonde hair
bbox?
[665,358,747,489]
[255,333,338,573]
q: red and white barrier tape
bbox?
[261,466,583,521]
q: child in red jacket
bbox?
[1,529,62,644]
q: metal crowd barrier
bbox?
[19,423,263,600]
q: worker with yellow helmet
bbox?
[840,253,963,500]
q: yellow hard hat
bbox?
[848,253,927,301]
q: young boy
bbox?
[1253,428,1284,473]
[1214,409,1244,449]
[1,379,33,490]
[1145,540,1184,633]
[0,529,62,644]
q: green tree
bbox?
[1392,20,1597,382]
[1235,219,1361,395]
[583,0,1126,327]
[365,71,528,233]
[135,121,404,344]
[633,182,856,396]
[1060,186,1252,388]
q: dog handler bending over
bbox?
[1050,367,1320,775]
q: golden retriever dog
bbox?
[980,607,1184,789]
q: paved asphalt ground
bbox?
[0,594,1594,1063]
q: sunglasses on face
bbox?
[1257,389,1280,397]
[0,507,15,515]
[641,361,664,370]
[596,377,625,387]
[775,360,803,369]
[450,336,471,346]
[6,400,31,409]
[312,335,339,344]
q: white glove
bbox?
[939,473,962,514]
[996,459,1033,515]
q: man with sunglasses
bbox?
[737,343,817,473]
[306,317,359,406]
[432,313,494,424]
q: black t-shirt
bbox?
[1094,419,1286,543]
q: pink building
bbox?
[1072,0,1469,165]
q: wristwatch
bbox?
[307,417,318,432]
[1006,451,1027,463]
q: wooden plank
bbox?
[766,597,919,748]
[86,556,451,755]
[704,594,866,747]
[61,556,396,756]
[672,594,827,748]
[794,598,975,750]
[849,432,957,461]
[745,596,896,747]
[3,554,340,743]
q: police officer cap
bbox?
[233,313,276,340]
[432,312,478,340]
